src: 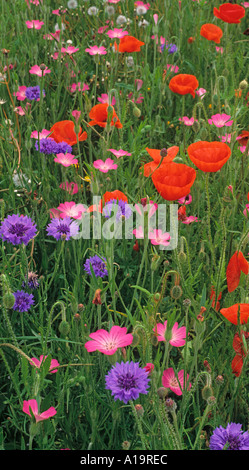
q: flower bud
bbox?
[133,106,141,118]
[92,289,102,305]
[170,285,182,300]
[59,320,70,336]
[192,120,200,133]
[160,148,168,157]
[215,375,224,385]
[165,398,177,412]
[157,387,168,399]
[134,404,144,416]
[2,292,15,309]
[239,79,248,90]
[201,385,213,401]
[122,441,131,450]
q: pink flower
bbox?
[98,26,109,34]
[215,46,224,54]
[85,45,107,55]
[98,93,116,106]
[31,129,51,139]
[162,368,191,396]
[242,2,249,7]
[153,14,159,25]
[26,20,44,29]
[54,153,78,167]
[239,145,249,155]
[144,363,154,374]
[43,30,61,41]
[177,194,192,205]
[93,158,118,173]
[69,82,89,93]
[85,325,133,355]
[52,9,66,16]
[219,133,232,143]
[148,229,170,246]
[57,201,86,219]
[208,113,233,128]
[135,199,158,218]
[72,110,81,123]
[107,148,131,158]
[166,64,179,73]
[153,321,186,346]
[59,181,79,195]
[107,0,121,3]
[61,46,79,55]
[30,355,60,373]
[135,79,143,91]
[106,28,128,39]
[23,399,57,422]
[243,204,249,217]
[29,64,51,76]
[179,116,197,126]
[196,87,206,99]
[13,86,27,101]
[133,225,144,239]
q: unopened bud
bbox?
[215,375,224,385]
[92,289,102,305]
[192,120,200,133]
[133,106,141,118]
[78,303,84,312]
[239,79,248,90]
[170,285,182,300]
[202,385,213,401]
[157,387,168,399]
[165,398,177,412]
[134,404,144,416]
[59,320,70,336]
[160,148,168,157]
[122,441,131,450]
[2,292,15,309]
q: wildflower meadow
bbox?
[1,0,249,459]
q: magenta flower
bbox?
[54,153,78,167]
[85,45,107,55]
[57,201,87,219]
[107,148,131,158]
[148,229,170,246]
[71,110,81,123]
[196,87,207,99]
[61,46,79,55]
[179,116,197,126]
[177,194,192,205]
[93,158,118,173]
[85,325,133,355]
[29,64,51,76]
[215,46,224,54]
[26,20,44,29]
[219,133,232,143]
[165,64,179,73]
[69,82,89,93]
[135,199,158,218]
[23,399,56,422]
[30,355,60,373]
[106,28,128,39]
[133,225,144,239]
[153,321,186,346]
[59,181,78,195]
[98,93,116,106]
[162,368,191,396]
[13,86,27,101]
[30,129,51,139]
[43,30,61,41]
[208,113,233,128]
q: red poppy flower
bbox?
[210,286,222,311]
[169,74,199,99]
[231,331,249,377]
[143,146,179,177]
[115,35,145,53]
[49,120,87,146]
[226,251,249,293]
[236,130,249,147]
[151,162,196,201]
[213,3,245,24]
[88,103,122,129]
[200,23,223,44]
[220,303,249,325]
[187,141,231,172]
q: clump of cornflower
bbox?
[46,217,79,241]
[209,423,249,450]
[25,86,45,101]
[162,42,178,54]
[22,272,39,290]
[0,214,37,246]
[12,290,34,313]
[35,138,72,155]
[105,361,150,404]
[103,199,132,221]
[84,255,108,278]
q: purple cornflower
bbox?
[22,272,39,290]
[209,422,249,450]
[161,43,178,54]
[105,361,150,404]
[35,138,72,155]
[12,290,34,312]
[103,199,132,221]
[84,255,108,278]
[25,86,45,101]
[46,217,79,241]
[0,214,37,246]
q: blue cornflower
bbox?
[25,86,45,101]
[84,255,108,278]
[0,214,37,246]
[161,43,178,54]
[46,217,79,241]
[12,290,34,312]
[209,422,249,450]
[105,361,150,404]
[103,199,132,221]
[35,138,72,155]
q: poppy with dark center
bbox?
[213,3,245,24]
[220,303,249,325]
[231,331,249,377]
[236,130,249,146]
[115,35,145,53]
[226,251,249,293]
[49,120,87,146]
[169,74,199,99]
[88,103,122,129]
[187,141,231,172]
[143,146,179,177]
[200,23,223,44]
[151,162,196,201]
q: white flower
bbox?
[116,15,127,25]
[136,5,148,15]
[88,6,99,15]
[126,56,134,67]
[67,0,78,8]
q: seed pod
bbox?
[2,292,15,309]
